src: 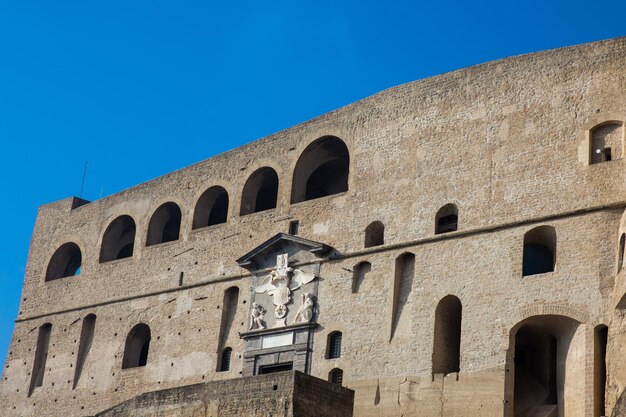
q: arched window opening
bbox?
[390,253,415,342]
[100,215,136,262]
[619,234,625,272]
[435,204,458,234]
[522,226,556,277]
[219,347,232,372]
[45,242,82,281]
[432,295,462,375]
[73,314,96,389]
[364,221,384,248]
[28,323,52,396]
[192,186,229,229]
[352,261,371,293]
[217,287,239,372]
[146,202,182,246]
[327,331,342,359]
[594,325,608,417]
[240,167,279,215]
[291,136,349,203]
[122,324,151,369]
[329,368,344,385]
[590,121,623,164]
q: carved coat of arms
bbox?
[253,254,316,324]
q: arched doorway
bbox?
[505,315,584,417]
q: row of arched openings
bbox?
[44,137,349,278]
[30,285,241,394]
[354,226,558,295]
[29,319,153,396]
[43,221,562,285]
[29,315,98,396]
[361,204,459,251]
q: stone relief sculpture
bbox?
[254,253,316,326]
[293,293,314,324]
[248,302,266,330]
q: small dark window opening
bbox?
[240,167,279,215]
[522,226,556,277]
[146,202,182,246]
[192,186,229,229]
[327,331,342,359]
[619,234,625,272]
[122,324,151,369]
[594,325,608,417]
[291,136,350,203]
[435,204,458,234]
[289,220,299,235]
[219,347,232,372]
[45,242,82,281]
[329,368,344,384]
[364,221,384,248]
[590,122,623,164]
[259,362,293,374]
[100,215,136,262]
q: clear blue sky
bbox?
[0,0,624,361]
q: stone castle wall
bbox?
[93,371,354,417]
[2,37,626,417]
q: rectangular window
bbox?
[259,362,293,374]
[289,220,299,235]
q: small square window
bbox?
[289,220,299,235]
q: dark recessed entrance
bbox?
[259,362,293,375]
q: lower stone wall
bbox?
[293,371,356,417]
[93,371,354,417]
[349,369,504,417]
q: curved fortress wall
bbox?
[2,37,626,417]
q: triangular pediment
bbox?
[236,233,333,272]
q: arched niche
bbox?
[146,202,182,246]
[100,215,136,262]
[45,242,82,281]
[522,226,556,277]
[435,204,458,234]
[192,186,229,229]
[240,167,279,215]
[364,221,384,248]
[291,136,349,203]
[122,323,151,369]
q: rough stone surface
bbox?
[2,37,626,417]
[93,371,353,417]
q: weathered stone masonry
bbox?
[3,37,626,417]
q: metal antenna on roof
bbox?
[79,161,88,199]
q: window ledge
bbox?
[145,239,181,250]
[289,191,348,208]
[190,222,228,235]
[522,269,556,279]
[99,256,134,266]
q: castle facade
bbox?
[3,37,626,417]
